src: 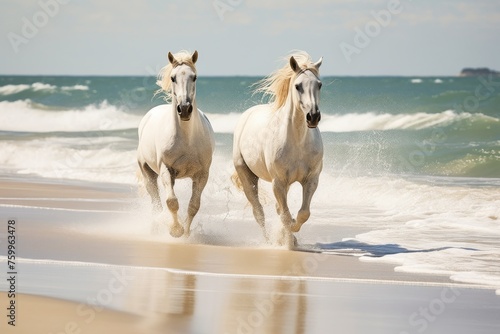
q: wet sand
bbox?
[0,175,499,334]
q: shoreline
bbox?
[0,174,499,333]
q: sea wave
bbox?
[0,138,137,184]
[319,110,499,132]
[0,100,141,132]
[1,100,498,134]
[0,84,31,95]
[0,82,89,96]
[205,110,499,133]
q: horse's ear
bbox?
[290,56,300,73]
[168,52,177,66]
[314,57,323,70]
[191,50,198,64]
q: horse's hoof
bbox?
[169,225,185,238]
[291,221,301,233]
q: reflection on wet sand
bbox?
[119,243,312,333]
[219,252,309,334]
[219,278,308,334]
[123,243,199,332]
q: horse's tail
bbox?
[231,171,244,192]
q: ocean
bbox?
[1,75,499,293]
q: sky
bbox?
[1,0,499,76]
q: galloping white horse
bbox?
[137,50,215,238]
[233,51,324,247]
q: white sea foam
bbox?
[0,82,88,95]
[0,138,137,184]
[411,78,423,83]
[344,176,500,293]
[31,82,57,91]
[61,84,89,91]
[0,100,141,132]
[0,84,31,95]
[204,112,241,133]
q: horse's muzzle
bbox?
[306,111,321,128]
[177,103,193,121]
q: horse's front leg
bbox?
[291,175,319,233]
[184,171,209,237]
[159,163,184,238]
[272,179,296,247]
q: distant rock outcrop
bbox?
[459,68,500,77]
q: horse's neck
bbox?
[278,94,308,142]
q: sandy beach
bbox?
[0,175,499,334]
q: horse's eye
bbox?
[318,82,322,89]
[193,75,197,82]
[295,84,301,91]
[171,76,176,83]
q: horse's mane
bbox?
[253,51,319,110]
[156,50,197,102]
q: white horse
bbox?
[233,51,324,247]
[137,50,215,238]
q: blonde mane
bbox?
[156,50,197,102]
[253,51,320,111]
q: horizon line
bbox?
[0,73,467,78]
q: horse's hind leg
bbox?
[184,171,209,238]
[140,163,162,214]
[159,163,184,238]
[234,159,267,241]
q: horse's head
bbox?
[290,56,323,128]
[168,50,198,121]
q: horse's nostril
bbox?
[306,113,312,121]
[177,105,182,114]
[188,105,193,114]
